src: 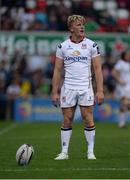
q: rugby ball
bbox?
[16,144,34,166]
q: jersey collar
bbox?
[70,36,85,44]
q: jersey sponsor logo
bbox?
[65,56,87,62]
[93,42,97,47]
[93,42,100,54]
[64,50,88,64]
[81,44,87,49]
[58,44,62,48]
[67,45,73,50]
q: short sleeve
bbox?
[56,44,63,59]
[91,42,100,58]
[114,61,122,71]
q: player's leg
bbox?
[78,88,96,159]
[55,107,76,160]
[118,98,127,128]
[55,87,77,160]
[61,107,76,155]
[127,99,130,125]
[80,106,96,159]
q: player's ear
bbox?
[70,28,74,33]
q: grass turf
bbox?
[0,121,129,179]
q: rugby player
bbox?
[112,50,130,128]
[51,15,104,160]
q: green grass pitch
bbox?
[0,121,130,179]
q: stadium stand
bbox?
[0,0,130,120]
[0,0,130,32]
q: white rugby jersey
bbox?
[114,59,130,97]
[56,37,100,90]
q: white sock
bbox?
[84,126,95,154]
[61,128,72,154]
[119,112,127,127]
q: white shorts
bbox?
[60,85,94,108]
[115,87,130,99]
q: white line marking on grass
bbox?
[0,167,130,172]
[0,124,17,136]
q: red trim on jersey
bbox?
[70,36,85,44]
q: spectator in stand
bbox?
[32,0,48,30]
[48,12,58,31]
[99,10,117,32]
[20,79,32,98]
[10,49,28,79]
[45,52,55,79]
[6,72,21,120]
[29,69,46,96]
[85,16,102,32]
[0,79,7,120]
[19,8,35,31]
[0,47,10,68]
[1,0,130,33]
[0,60,9,85]
[27,52,47,74]
[56,0,71,31]
[77,0,95,17]
[1,9,14,30]
[117,0,130,9]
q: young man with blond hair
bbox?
[51,15,104,160]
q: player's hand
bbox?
[95,91,104,105]
[51,93,60,107]
[119,80,126,86]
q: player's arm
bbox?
[112,68,126,85]
[92,55,104,105]
[51,57,64,106]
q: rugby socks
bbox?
[84,126,95,154]
[61,127,72,154]
[118,112,127,128]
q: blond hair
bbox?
[67,15,86,28]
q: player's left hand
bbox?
[95,91,104,105]
[51,93,60,107]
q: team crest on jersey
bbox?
[62,96,66,102]
[81,44,87,49]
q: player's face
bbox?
[70,20,85,38]
[125,51,130,62]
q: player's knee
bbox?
[63,116,73,128]
[62,121,72,128]
[83,116,94,127]
[85,120,94,127]
[120,104,127,112]
[82,113,93,121]
[127,104,130,110]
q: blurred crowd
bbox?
[0,46,56,120]
[0,44,118,120]
[1,0,130,33]
[0,0,130,120]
